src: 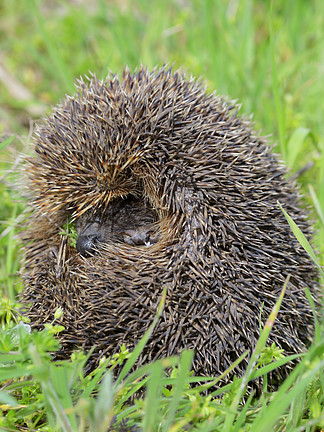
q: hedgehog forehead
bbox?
[35,112,146,171]
[27,67,235,219]
[28,133,153,220]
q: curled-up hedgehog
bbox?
[21,66,320,388]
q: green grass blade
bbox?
[193,350,249,396]
[223,277,288,432]
[91,371,114,432]
[161,350,194,432]
[0,136,15,151]
[115,287,166,387]
[304,286,321,343]
[50,365,78,431]
[309,184,324,229]
[232,391,255,432]
[286,127,310,168]
[209,352,301,399]
[79,361,109,400]
[29,344,75,432]
[270,4,286,158]
[116,355,181,396]
[0,390,19,407]
[286,383,306,430]
[5,205,17,301]
[279,202,324,281]
[251,345,324,432]
[30,0,74,93]
[142,360,163,432]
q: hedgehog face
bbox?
[75,195,159,256]
[21,67,319,388]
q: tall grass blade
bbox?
[91,371,114,432]
[115,287,166,386]
[269,3,286,158]
[309,184,324,229]
[50,365,78,430]
[251,344,324,432]
[304,286,321,343]
[29,344,75,432]
[232,391,254,432]
[30,0,74,93]
[286,127,310,168]
[0,136,15,151]
[161,350,194,432]
[279,202,324,281]
[0,390,18,407]
[142,360,163,432]
[223,277,288,431]
[5,205,17,300]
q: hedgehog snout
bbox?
[76,232,102,257]
[75,220,103,257]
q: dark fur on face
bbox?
[75,196,159,255]
[21,66,320,390]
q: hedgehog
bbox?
[21,66,320,389]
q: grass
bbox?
[0,0,323,430]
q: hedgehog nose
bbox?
[76,234,100,257]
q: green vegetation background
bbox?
[0,0,323,431]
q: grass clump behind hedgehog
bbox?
[21,66,320,389]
